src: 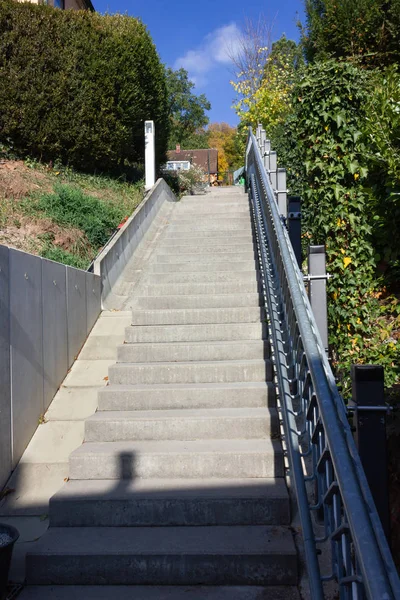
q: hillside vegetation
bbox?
[0,153,143,268]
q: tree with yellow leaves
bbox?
[231,33,303,136]
[207,123,243,175]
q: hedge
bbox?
[0,1,169,172]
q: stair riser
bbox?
[117,342,270,363]
[69,449,283,480]
[173,210,251,218]
[84,415,277,442]
[168,223,252,232]
[50,497,290,527]
[142,271,260,284]
[143,262,258,275]
[26,554,297,586]
[131,293,262,309]
[155,253,256,264]
[109,362,273,385]
[98,383,275,411]
[161,235,254,246]
[124,323,266,343]
[156,243,255,254]
[131,307,265,326]
[138,282,261,296]
[163,230,252,240]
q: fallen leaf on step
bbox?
[0,487,15,500]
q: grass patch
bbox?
[33,184,126,248]
[0,153,144,269]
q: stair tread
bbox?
[87,407,276,421]
[113,358,268,367]
[120,340,267,348]
[100,382,271,391]
[71,438,282,455]
[52,477,288,500]
[18,586,301,600]
[27,525,296,555]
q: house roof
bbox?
[167,149,218,173]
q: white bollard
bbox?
[145,120,155,191]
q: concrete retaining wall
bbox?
[94,178,177,305]
[0,246,101,489]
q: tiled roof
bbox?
[167,149,218,173]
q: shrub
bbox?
[0,1,169,172]
[277,60,400,391]
[33,184,127,249]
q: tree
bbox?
[231,33,302,137]
[207,123,243,173]
[303,0,400,67]
[166,68,211,149]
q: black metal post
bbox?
[350,365,390,541]
[288,196,301,269]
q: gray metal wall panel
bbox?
[10,249,44,467]
[42,259,68,411]
[67,267,87,367]
[0,245,11,488]
[86,272,101,335]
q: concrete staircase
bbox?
[24,188,299,598]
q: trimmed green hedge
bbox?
[0,1,169,172]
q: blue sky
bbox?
[94,0,305,125]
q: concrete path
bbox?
[3,187,299,598]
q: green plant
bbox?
[303,0,400,67]
[278,60,400,392]
[41,244,90,270]
[0,1,169,172]
[33,184,126,248]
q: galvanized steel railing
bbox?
[246,126,400,600]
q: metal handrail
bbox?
[246,126,400,600]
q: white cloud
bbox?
[174,22,241,87]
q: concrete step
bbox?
[176,206,251,215]
[155,252,257,264]
[149,261,258,273]
[163,225,253,244]
[156,242,255,254]
[170,217,252,227]
[168,222,252,232]
[98,382,275,411]
[125,322,266,343]
[109,359,272,385]
[26,525,297,585]
[18,585,301,600]
[161,233,254,245]
[69,439,284,479]
[117,340,270,364]
[139,281,261,297]
[84,408,278,442]
[131,293,262,309]
[49,478,289,526]
[131,306,264,326]
[142,270,260,284]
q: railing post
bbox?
[144,120,155,191]
[263,139,270,171]
[276,168,287,219]
[307,245,328,353]
[288,196,302,269]
[350,365,390,541]
[269,151,277,190]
